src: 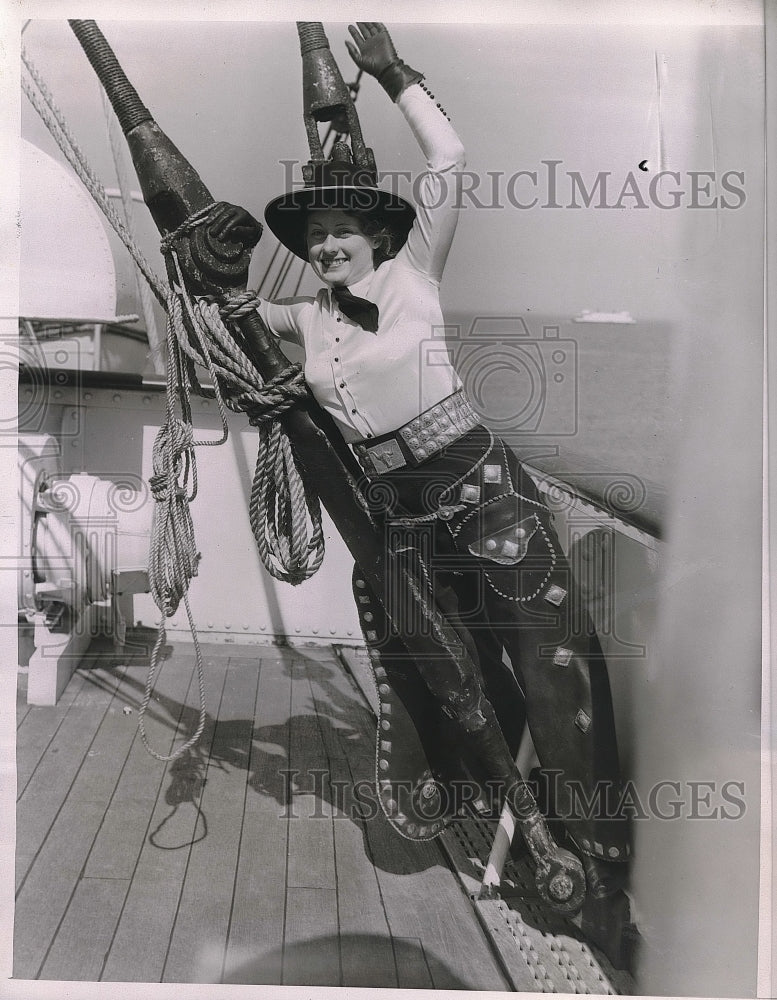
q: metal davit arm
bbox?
[64,18,486,713]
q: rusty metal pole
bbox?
[297,21,375,180]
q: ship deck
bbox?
[13,635,632,991]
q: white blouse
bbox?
[257,83,466,444]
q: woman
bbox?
[210,22,627,936]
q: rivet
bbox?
[379,758,389,771]
[142,395,151,405]
[378,683,390,696]
[53,390,63,400]
[207,622,213,628]
[243,623,249,630]
[83,392,92,401]
[260,624,266,630]
[225,623,231,629]
[363,612,373,622]
[385,797,397,813]
[608,847,620,858]
[381,719,390,730]
[201,400,210,408]
[113,394,121,403]
[295,627,301,633]
[312,628,319,634]
[355,579,366,589]
[485,539,497,551]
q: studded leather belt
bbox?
[352,389,481,476]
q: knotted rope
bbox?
[138,220,325,761]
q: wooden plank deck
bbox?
[13,636,510,990]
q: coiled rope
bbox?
[136,228,324,761]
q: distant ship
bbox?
[573,309,636,324]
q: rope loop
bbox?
[241,366,308,426]
[160,202,218,253]
[153,215,326,594]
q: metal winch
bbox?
[19,432,152,703]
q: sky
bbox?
[13,9,765,326]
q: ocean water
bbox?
[442,314,675,530]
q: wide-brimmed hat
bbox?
[264,159,416,262]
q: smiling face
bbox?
[306,209,379,286]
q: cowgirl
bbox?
[210,22,628,938]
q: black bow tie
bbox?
[332,285,380,333]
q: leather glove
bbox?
[345,22,398,78]
[345,22,423,102]
[207,202,263,248]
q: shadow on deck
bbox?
[13,636,509,989]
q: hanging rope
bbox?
[137,239,324,761]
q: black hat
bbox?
[264,159,416,262]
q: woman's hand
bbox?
[207,202,263,248]
[345,22,398,79]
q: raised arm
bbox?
[346,22,466,283]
